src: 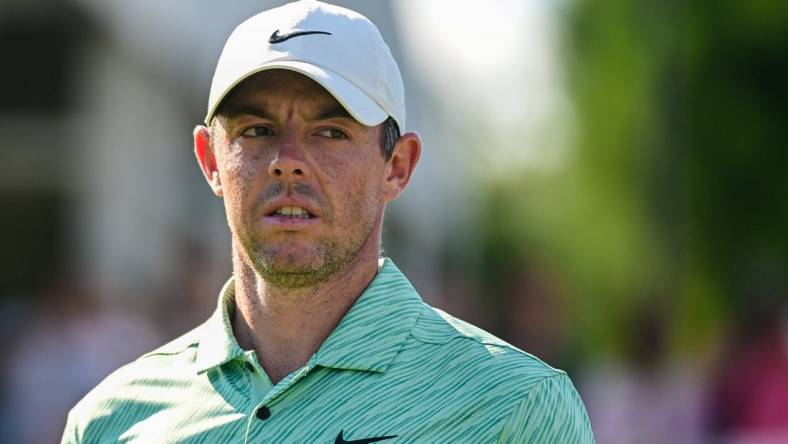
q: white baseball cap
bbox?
[205,0,405,130]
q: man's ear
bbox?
[194,125,223,197]
[383,132,421,202]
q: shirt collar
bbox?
[194,258,424,375]
[313,258,424,372]
[195,277,246,374]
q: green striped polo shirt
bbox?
[62,258,594,443]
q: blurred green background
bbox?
[1,0,786,443]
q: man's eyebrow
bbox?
[221,104,275,120]
[220,102,355,122]
[312,104,353,121]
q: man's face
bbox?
[206,70,389,288]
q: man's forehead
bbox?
[217,69,353,121]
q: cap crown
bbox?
[207,0,405,129]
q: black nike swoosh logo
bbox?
[269,29,332,44]
[334,430,397,444]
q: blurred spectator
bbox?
[499,264,570,365]
[705,269,788,443]
[154,236,227,338]
[2,272,163,444]
[580,300,705,444]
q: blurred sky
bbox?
[396,0,574,173]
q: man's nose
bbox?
[268,135,308,180]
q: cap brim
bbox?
[205,60,388,127]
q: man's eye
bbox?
[317,128,347,139]
[241,126,274,137]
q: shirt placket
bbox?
[242,350,273,403]
[242,355,319,444]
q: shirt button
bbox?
[256,406,271,420]
[245,362,255,372]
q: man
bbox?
[62,1,594,442]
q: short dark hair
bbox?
[381,117,400,161]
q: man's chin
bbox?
[251,249,338,288]
[239,235,360,288]
[256,263,332,288]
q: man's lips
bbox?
[261,197,321,218]
[260,197,322,228]
[262,213,320,228]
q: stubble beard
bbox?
[239,217,376,289]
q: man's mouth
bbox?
[270,206,315,219]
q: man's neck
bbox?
[230,241,380,385]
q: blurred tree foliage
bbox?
[473,0,788,361]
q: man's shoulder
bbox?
[91,321,202,387]
[408,304,565,388]
[67,323,204,424]
[403,305,594,442]
[138,322,204,360]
